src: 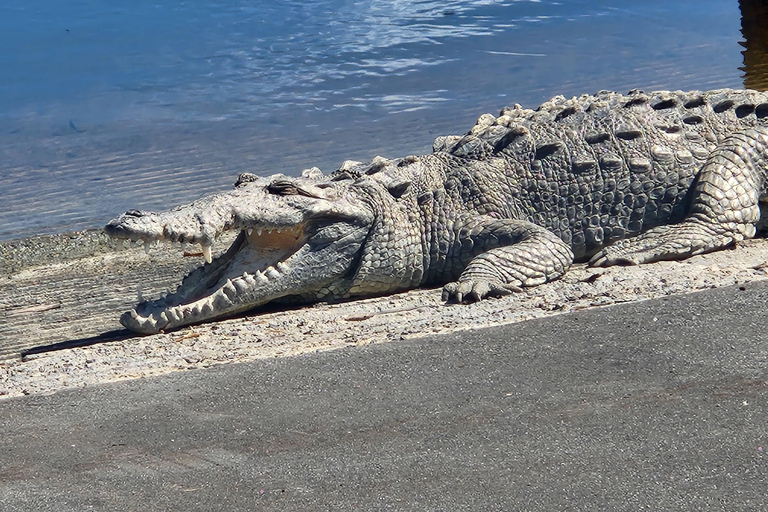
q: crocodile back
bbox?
[436,89,768,259]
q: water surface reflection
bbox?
[0,0,760,240]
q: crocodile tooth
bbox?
[159,312,169,325]
[233,278,250,293]
[165,308,178,322]
[214,290,232,308]
[255,271,268,284]
[130,308,139,320]
[276,228,282,233]
[247,228,253,236]
[277,262,290,273]
[202,244,213,264]
[223,279,237,299]
[265,266,280,279]
[115,239,125,251]
[144,241,152,254]
[257,228,263,236]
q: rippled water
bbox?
[0,0,757,240]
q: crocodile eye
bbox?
[267,180,324,198]
[267,180,299,195]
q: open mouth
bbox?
[105,173,376,334]
[116,224,308,333]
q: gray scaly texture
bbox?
[106,88,768,334]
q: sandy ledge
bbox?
[2,236,768,399]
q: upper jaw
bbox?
[104,180,305,264]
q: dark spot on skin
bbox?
[386,180,411,198]
[735,104,755,118]
[683,115,704,125]
[493,129,528,153]
[535,142,563,160]
[555,106,578,121]
[658,125,681,134]
[585,132,610,144]
[615,129,643,140]
[684,97,706,109]
[624,97,648,108]
[572,160,597,173]
[713,100,735,113]
[652,98,677,110]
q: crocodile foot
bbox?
[442,279,523,302]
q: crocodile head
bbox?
[106,169,422,334]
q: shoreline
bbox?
[3,231,768,399]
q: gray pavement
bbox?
[2,282,768,511]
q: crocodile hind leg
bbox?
[590,128,768,267]
[442,218,574,302]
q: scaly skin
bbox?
[106,88,768,334]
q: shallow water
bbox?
[0,0,764,240]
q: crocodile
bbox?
[106,88,768,334]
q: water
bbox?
[0,0,757,240]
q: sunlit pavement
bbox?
[2,281,768,510]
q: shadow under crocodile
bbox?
[20,329,135,360]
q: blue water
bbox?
[0,0,745,240]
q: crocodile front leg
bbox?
[590,128,768,266]
[442,217,574,302]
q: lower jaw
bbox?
[122,300,251,334]
[126,235,305,331]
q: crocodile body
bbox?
[106,88,768,334]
